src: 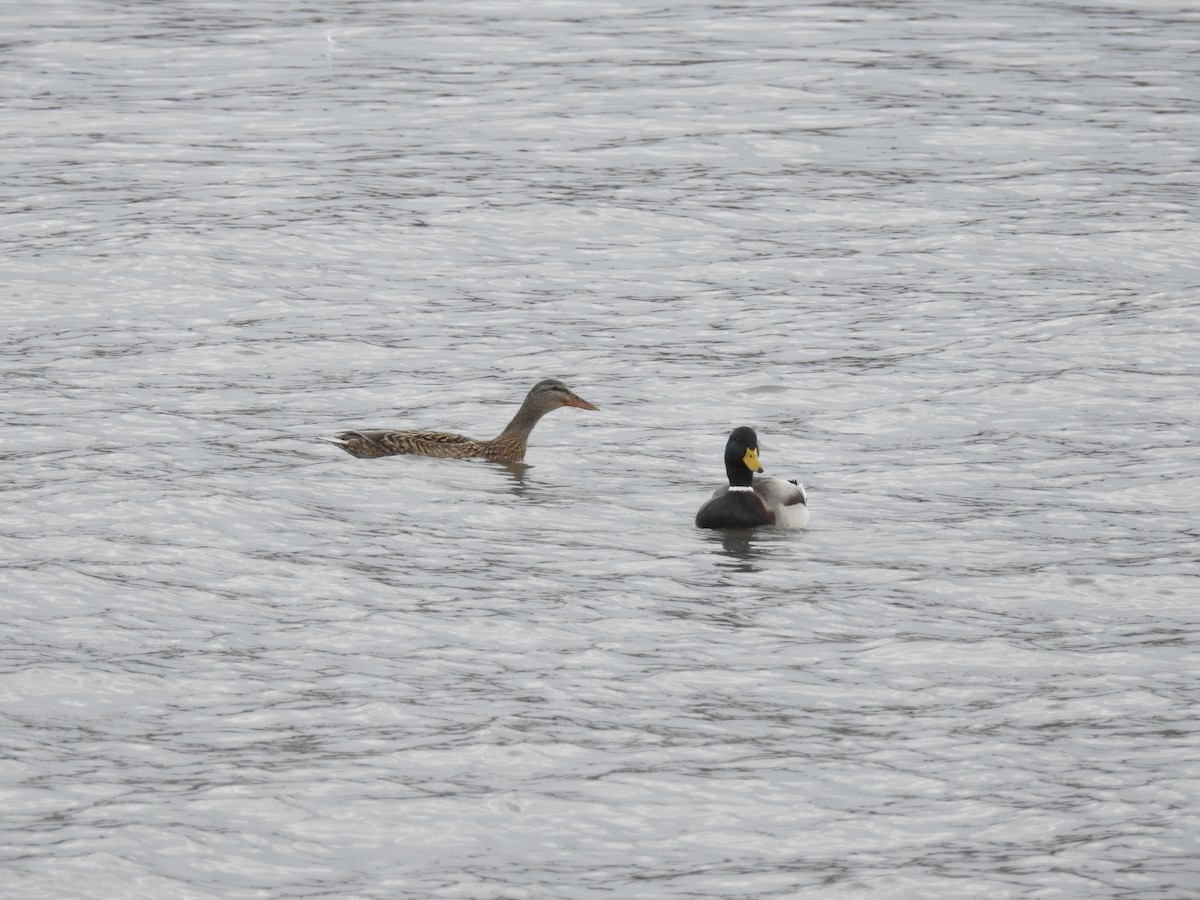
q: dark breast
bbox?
[695,491,775,529]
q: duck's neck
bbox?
[482,395,550,463]
[725,450,755,489]
[499,396,550,439]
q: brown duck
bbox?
[321,378,598,463]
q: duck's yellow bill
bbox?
[743,448,763,473]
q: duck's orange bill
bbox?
[565,394,598,411]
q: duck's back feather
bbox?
[331,429,485,460]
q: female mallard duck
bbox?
[695,426,808,529]
[321,378,597,464]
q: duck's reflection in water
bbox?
[703,528,763,572]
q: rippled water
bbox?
[4,1,1199,897]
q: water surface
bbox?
[3,1,1199,897]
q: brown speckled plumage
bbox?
[322,379,597,464]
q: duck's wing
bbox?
[753,478,809,528]
[755,478,806,507]
[324,429,485,459]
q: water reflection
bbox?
[499,461,532,498]
[705,528,764,571]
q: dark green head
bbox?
[724,426,764,487]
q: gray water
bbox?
[3,1,1199,897]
